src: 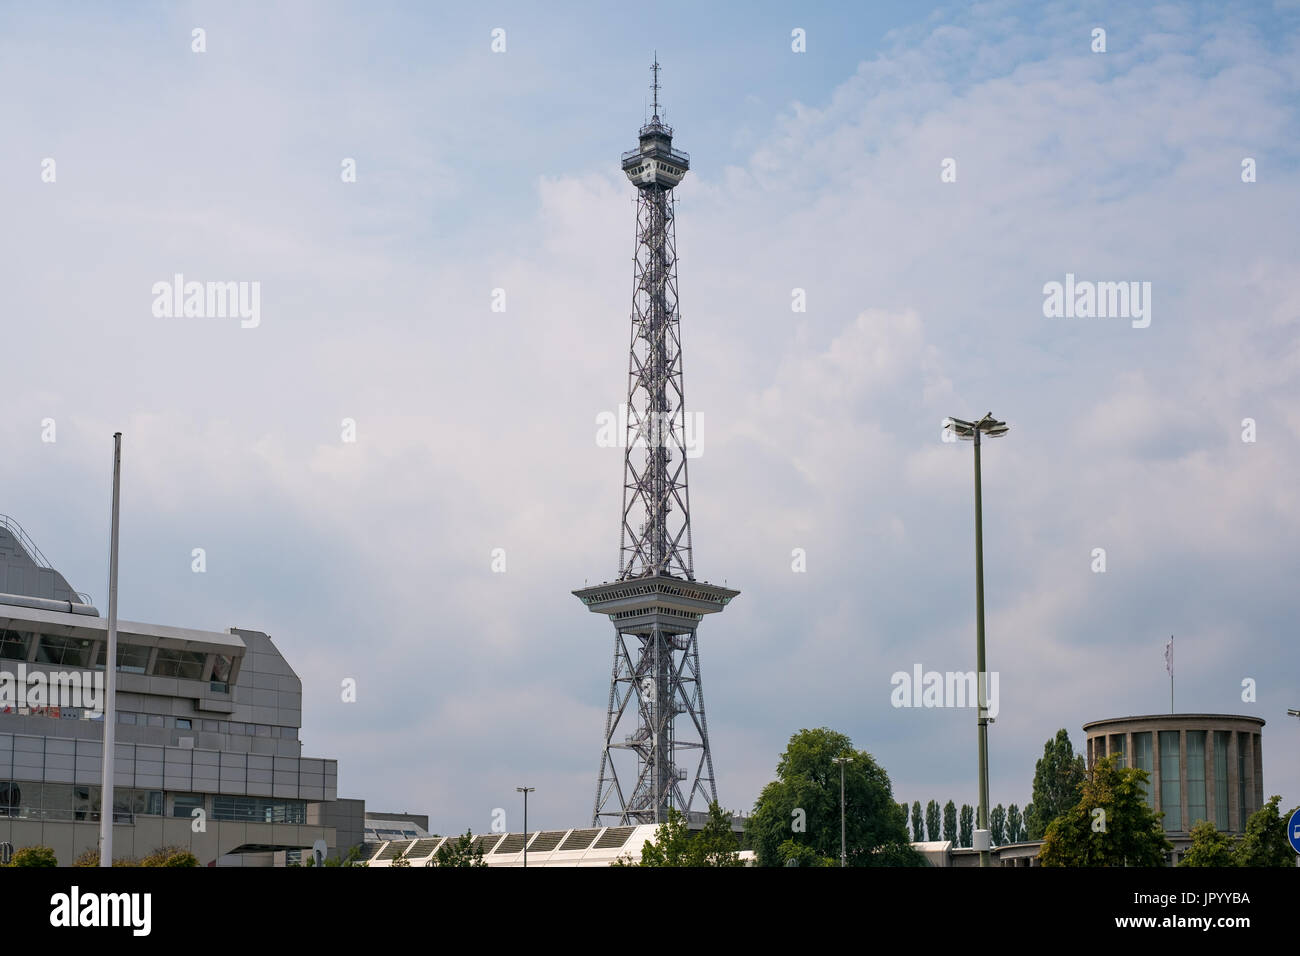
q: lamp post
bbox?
[831,756,852,868]
[944,412,1009,868]
[516,787,534,867]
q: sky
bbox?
[1,0,1298,835]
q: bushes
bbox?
[8,845,58,867]
[24,844,200,867]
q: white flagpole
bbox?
[98,433,122,866]
[1166,636,1174,714]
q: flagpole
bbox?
[1168,636,1174,715]
[98,432,122,866]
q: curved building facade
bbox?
[1083,713,1264,861]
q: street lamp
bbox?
[831,756,852,868]
[516,787,535,868]
[944,412,1009,869]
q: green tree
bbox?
[1179,820,1237,867]
[634,802,743,867]
[776,839,834,867]
[910,801,923,843]
[925,800,940,842]
[8,845,58,867]
[959,804,974,848]
[1027,730,1085,840]
[431,830,487,867]
[748,727,924,866]
[989,804,1006,845]
[1232,795,1298,867]
[324,844,365,867]
[1006,803,1023,843]
[1038,755,1172,866]
[942,800,957,843]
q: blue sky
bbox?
[1,0,1298,833]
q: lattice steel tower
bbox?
[573,58,739,827]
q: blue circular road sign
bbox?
[1287,806,1300,856]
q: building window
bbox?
[1109,734,1126,768]
[1213,732,1230,830]
[0,630,32,661]
[175,718,192,730]
[212,795,306,824]
[172,793,205,819]
[93,641,151,674]
[1237,733,1248,830]
[36,634,95,668]
[153,648,207,680]
[1186,731,1206,826]
[210,654,233,693]
[1132,732,1154,807]
[118,712,137,725]
[1159,731,1181,831]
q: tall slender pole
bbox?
[840,761,847,868]
[1169,636,1174,714]
[832,756,851,867]
[974,429,990,868]
[517,786,534,867]
[99,432,122,867]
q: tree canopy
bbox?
[1038,754,1172,866]
[748,727,925,866]
[1232,795,1299,867]
[431,829,487,867]
[1027,729,1085,840]
[627,802,744,867]
[1179,820,1236,867]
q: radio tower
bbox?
[574,57,739,827]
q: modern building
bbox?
[364,811,429,844]
[0,514,350,865]
[929,711,1270,867]
[1083,712,1266,863]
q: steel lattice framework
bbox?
[619,184,692,580]
[574,60,738,827]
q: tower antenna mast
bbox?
[574,59,739,828]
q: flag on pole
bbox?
[1164,636,1173,677]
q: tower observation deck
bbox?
[573,58,738,827]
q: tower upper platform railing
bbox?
[622,144,691,167]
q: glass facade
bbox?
[212,794,306,824]
[93,641,151,674]
[153,648,207,680]
[35,635,95,668]
[1237,734,1248,830]
[7,630,229,683]
[1132,732,1154,807]
[1186,731,1206,826]
[1159,731,1181,830]
[0,782,161,821]
[1214,731,1230,830]
[1110,734,1126,768]
[172,793,205,818]
[0,629,31,661]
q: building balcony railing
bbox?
[621,146,691,166]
